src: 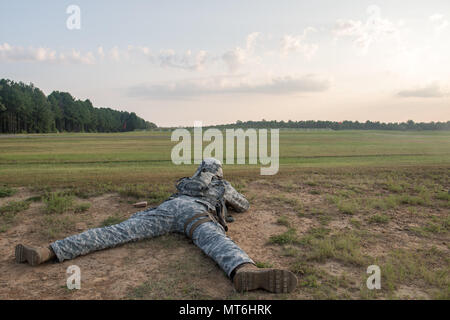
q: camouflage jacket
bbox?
[169,171,249,231]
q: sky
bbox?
[1,0,449,126]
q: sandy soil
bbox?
[0,177,448,300]
[0,187,304,299]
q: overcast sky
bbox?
[1,0,449,126]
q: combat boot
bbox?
[15,244,56,266]
[233,263,298,293]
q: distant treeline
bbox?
[207,119,450,131]
[0,79,157,134]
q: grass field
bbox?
[0,130,449,299]
[0,130,449,186]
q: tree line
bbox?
[0,79,157,134]
[208,119,450,131]
[2,78,448,133]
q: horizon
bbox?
[1,1,450,126]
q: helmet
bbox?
[192,158,223,179]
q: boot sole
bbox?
[234,268,297,293]
[15,244,40,266]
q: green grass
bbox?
[118,184,150,199]
[0,185,16,197]
[336,199,359,215]
[40,215,75,239]
[397,194,429,206]
[384,180,404,193]
[269,228,299,245]
[368,214,390,224]
[435,191,449,201]
[411,216,450,237]
[0,130,448,187]
[318,215,332,226]
[281,246,298,257]
[306,232,368,266]
[100,215,126,227]
[276,215,291,227]
[43,192,74,214]
[0,130,447,300]
[271,224,368,267]
[368,195,399,210]
[379,247,449,298]
[148,186,173,205]
[300,227,331,243]
[266,194,304,214]
[26,195,43,202]
[290,261,353,298]
[0,200,30,214]
[74,202,91,213]
[350,218,362,228]
[0,200,30,232]
[255,261,274,268]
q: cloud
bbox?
[60,50,96,64]
[109,46,121,62]
[397,82,446,98]
[281,27,318,59]
[0,43,95,64]
[333,5,401,53]
[158,49,208,71]
[97,46,105,59]
[0,43,57,62]
[0,43,209,69]
[99,46,209,70]
[128,74,330,99]
[222,32,261,72]
[429,14,449,35]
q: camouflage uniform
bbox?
[50,158,254,277]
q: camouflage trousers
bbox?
[50,195,254,277]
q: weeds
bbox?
[398,194,428,206]
[100,215,126,227]
[118,184,149,199]
[379,247,449,297]
[74,203,91,213]
[435,191,449,201]
[282,246,298,257]
[0,200,30,215]
[368,195,398,210]
[0,186,16,198]
[266,194,304,214]
[309,233,367,265]
[412,216,450,236]
[269,228,299,245]
[26,195,43,202]
[337,200,359,215]
[350,218,362,228]
[0,200,30,232]
[40,215,75,239]
[277,215,290,227]
[368,214,390,224]
[255,261,274,268]
[43,192,74,214]
[148,186,172,205]
[384,180,403,193]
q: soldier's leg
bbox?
[189,221,254,277]
[49,207,174,262]
[189,221,297,293]
[15,245,55,266]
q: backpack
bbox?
[174,176,228,231]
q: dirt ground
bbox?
[0,168,449,300]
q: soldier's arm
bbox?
[223,180,250,213]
